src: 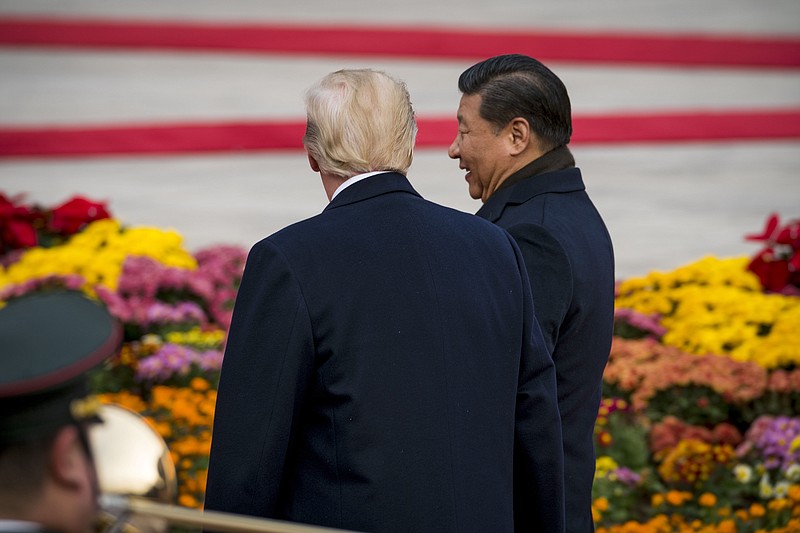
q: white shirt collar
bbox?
[331,171,392,201]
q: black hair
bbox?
[458,54,572,148]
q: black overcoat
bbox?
[477,167,615,533]
[205,173,565,532]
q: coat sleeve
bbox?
[507,233,566,533]
[505,223,572,355]
[204,239,315,518]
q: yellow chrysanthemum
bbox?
[616,256,800,369]
[0,218,196,295]
[595,456,619,479]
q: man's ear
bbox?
[49,426,87,489]
[307,153,321,173]
[507,117,531,156]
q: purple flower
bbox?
[135,343,222,382]
[612,467,642,486]
[107,245,246,332]
[614,308,667,338]
[197,349,224,372]
[117,256,161,298]
[144,301,206,326]
[0,274,85,300]
[95,285,133,321]
[738,415,800,472]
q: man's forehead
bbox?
[458,93,482,112]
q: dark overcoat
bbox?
[205,173,565,532]
[477,166,615,533]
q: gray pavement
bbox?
[1,0,799,280]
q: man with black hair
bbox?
[449,53,615,532]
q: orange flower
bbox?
[154,421,172,438]
[594,497,609,512]
[597,431,613,446]
[98,391,147,413]
[666,490,690,506]
[749,502,766,517]
[178,493,198,508]
[183,478,198,493]
[190,376,210,391]
[698,493,717,507]
[716,519,737,533]
[151,386,174,407]
[768,498,790,512]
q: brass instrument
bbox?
[99,495,360,533]
[89,403,176,533]
[89,403,358,533]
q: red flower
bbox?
[597,431,613,447]
[746,213,800,293]
[49,196,111,235]
[747,251,791,293]
[745,213,780,242]
[710,423,743,447]
[0,193,40,253]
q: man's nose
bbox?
[447,137,459,159]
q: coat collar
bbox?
[324,172,421,211]
[476,167,586,222]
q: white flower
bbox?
[733,464,753,484]
[759,474,774,499]
[774,481,790,498]
[785,463,800,481]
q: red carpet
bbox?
[1,17,799,68]
[2,110,799,158]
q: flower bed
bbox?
[1,195,798,531]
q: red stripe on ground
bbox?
[0,121,307,157]
[1,17,799,68]
[1,110,798,158]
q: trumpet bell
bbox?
[89,403,178,532]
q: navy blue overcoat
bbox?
[205,173,565,532]
[477,166,615,533]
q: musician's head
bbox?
[0,291,122,533]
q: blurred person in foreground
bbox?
[204,68,565,532]
[0,291,122,533]
[448,54,615,532]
